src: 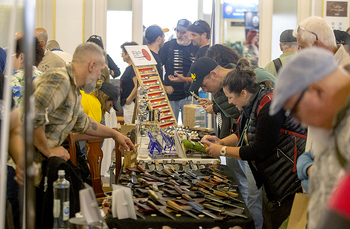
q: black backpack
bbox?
[36,157,85,229]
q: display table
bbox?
[105,164,255,229]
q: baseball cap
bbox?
[189,57,218,93]
[280,29,297,42]
[269,47,338,116]
[87,35,104,50]
[99,82,119,102]
[145,25,165,44]
[187,20,211,36]
[334,29,350,45]
[175,19,192,33]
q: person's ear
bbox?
[19,53,25,63]
[279,43,283,52]
[241,89,247,98]
[88,61,95,73]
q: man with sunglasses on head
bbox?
[293,16,350,64]
[270,47,350,229]
[159,19,198,122]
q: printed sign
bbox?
[323,1,350,30]
[124,45,157,66]
[223,2,257,19]
[326,1,348,17]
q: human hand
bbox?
[164,86,174,95]
[204,104,214,114]
[198,98,212,107]
[168,74,185,83]
[50,146,70,161]
[201,135,223,145]
[205,142,222,157]
[115,131,136,152]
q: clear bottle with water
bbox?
[53,170,70,229]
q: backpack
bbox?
[36,157,85,229]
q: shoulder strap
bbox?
[273,58,283,73]
[257,92,274,116]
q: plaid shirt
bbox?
[33,64,90,148]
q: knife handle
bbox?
[169,179,180,186]
[137,164,145,172]
[147,200,160,211]
[227,191,239,197]
[167,200,183,211]
[148,190,159,200]
[182,194,194,202]
[174,185,184,194]
[213,190,229,198]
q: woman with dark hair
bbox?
[206,44,241,67]
[11,37,44,106]
[120,41,138,123]
[243,30,259,65]
[201,58,307,228]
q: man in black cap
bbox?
[187,20,211,59]
[334,29,350,54]
[159,19,198,122]
[145,25,168,77]
[87,35,121,79]
[264,29,298,77]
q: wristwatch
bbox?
[220,146,227,156]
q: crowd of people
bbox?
[1,15,350,229]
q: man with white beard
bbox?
[32,42,135,166]
[159,19,198,122]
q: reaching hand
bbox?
[205,142,222,157]
[201,135,223,145]
[115,132,136,152]
[50,146,70,161]
[198,98,212,107]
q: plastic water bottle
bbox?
[53,170,70,228]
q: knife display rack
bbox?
[132,64,178,128]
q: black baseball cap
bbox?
[280,29,297,42]
[189,57,218,93]
[334,29,350,45]
[187,20,211,37]
[175,19,192,33]
[87,35,104,50]
[99,82,119,102]
[145,25,164,44]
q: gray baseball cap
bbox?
[269,47,338,116]
[280,29,297,42]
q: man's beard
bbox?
[82,80,97,94]
[177,36,191,46]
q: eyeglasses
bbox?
[297,26,318,41]
[285,89,307,117]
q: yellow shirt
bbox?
[80,90,102,123]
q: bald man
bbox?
[35,27,65,72]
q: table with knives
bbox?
[105,160,254,229]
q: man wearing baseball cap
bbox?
[145,25,168,77]
[270,47,350,229]
[187,20,211,59]
[159,19,198,122]
[265,29,298,77]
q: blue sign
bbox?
[223,2,257,19]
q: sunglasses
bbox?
[285,89,307,117]
[297,26,318,41]
[89,35,102,40]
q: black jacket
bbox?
[238,86,307,202]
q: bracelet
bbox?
[186,77,189,82]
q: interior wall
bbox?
[0,1,24,48]
[35,0,107,56]
[270,0,297,60]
